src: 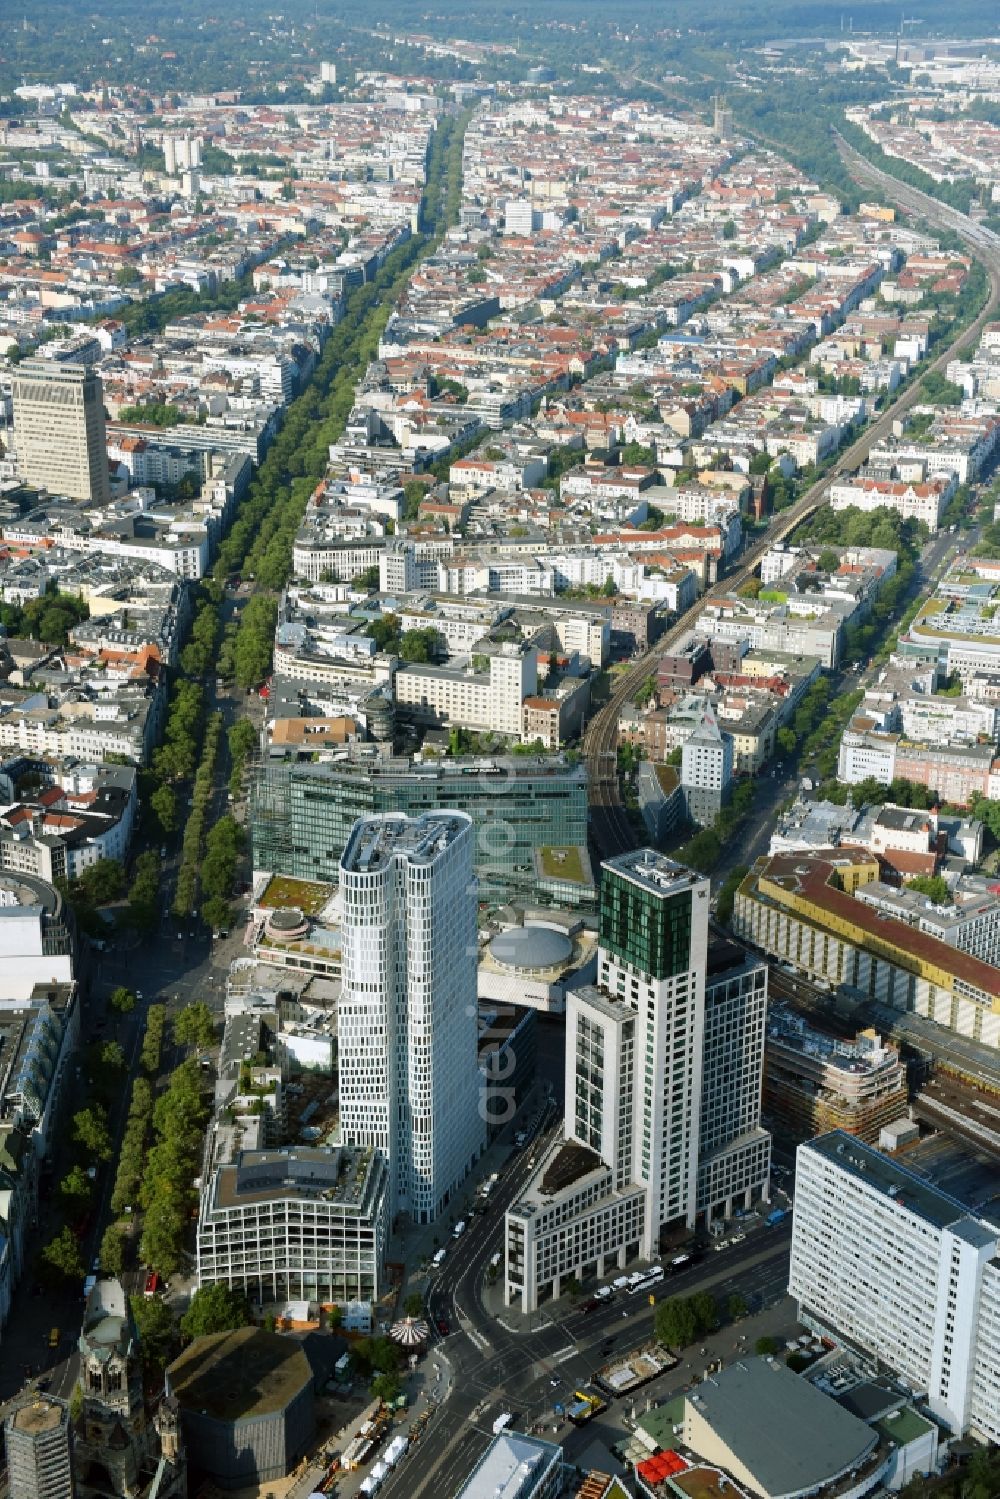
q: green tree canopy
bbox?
[906,874,950,905]
[40,1225,85,1284]
[173,1001,216,1051]
[180,1282,253,1340]
[99,1223,127,1277]
[130,1294,177,1372]
[655,1296,698,1349]
[72,1104,113,1162]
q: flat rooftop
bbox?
[167,1327,312,1422]
[806,1131,990,1232]
[11,1398,67,1434]
[604,848,705,900]
[535,844,594,887]
[754,851,1000,1000]
[341,810,469,874]
[453,1431,561,1499]
[211,1144,378,1213]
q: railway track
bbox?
[585,147,1000,862]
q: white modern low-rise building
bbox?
[394,640,538,739]
[452,1430,563,1499]
[790,1131,1000,1442]
[196,1144,389,1305]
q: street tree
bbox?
[180,1282,252,1340]
[58,1164,93,1209]
[40,1226,85,1284]
[173,1002,216,1051]
[110,986,137,1015]
[130,1295,177,1372]
[72,1104,113,1162]
[150,784,178,834]
[690,1291,719,1335]
[654,1296,698,1349]
[201,895,231,933]
[99,1223,127,1277]
[100,1040,127,1071]
[372,1372,402,1404]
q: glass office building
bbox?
[252,754,588,902]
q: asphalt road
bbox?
[0,591,260,1410]
[374,1116,794,1499]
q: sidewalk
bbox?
[388,1079,554,1312]
[316,1353,454,1499]
[485,1216,789,1335]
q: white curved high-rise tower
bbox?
[339,811,485,1223]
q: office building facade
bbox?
[12,360,111,504]
[505,853,770,1310]
[339,812,485,1222]
[696,944,771,1221]
[790,1132,1000,1442]
[196,1144,389,1303]
[251,754,588,901]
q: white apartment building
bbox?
[338,812,485,1223]
[394,641,537,738]
[838,726,899,785]
[681,706,733,827]
[11,359,111,506]
[790,1132,1000,1443]
[379,539,451,593]
[828,477,950,531]
[506,853,771,1311]
[163,134,202,174]
[196,1144,389,1304]
[898,693,998,746]
[291,537,384,585]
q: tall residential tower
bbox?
[339,811,485,1223]
[11,359,111,504]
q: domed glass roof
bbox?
[489,925,572,971]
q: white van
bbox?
[432,1248,447,1268]
[452,1220,466,1239]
